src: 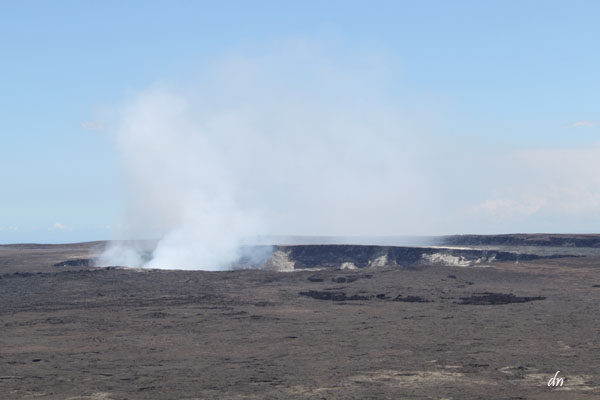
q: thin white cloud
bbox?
[467,142,600,229]
[80,121,105,131]
[570,120,597,128]
[0,226,18,231]
[472,198,546,219]
[53,222,72,231]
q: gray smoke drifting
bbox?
[99,44,432,269]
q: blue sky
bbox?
[1,1,599,243]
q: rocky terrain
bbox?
[438,233,600,248]
[1,235,599,399]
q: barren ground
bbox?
[1,239,599,399]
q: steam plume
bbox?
[100,44,430,269]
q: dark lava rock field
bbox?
[1,236,599,399]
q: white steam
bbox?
[102,89,267,270]
[100,45,429,270]
[99,43,600,270]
